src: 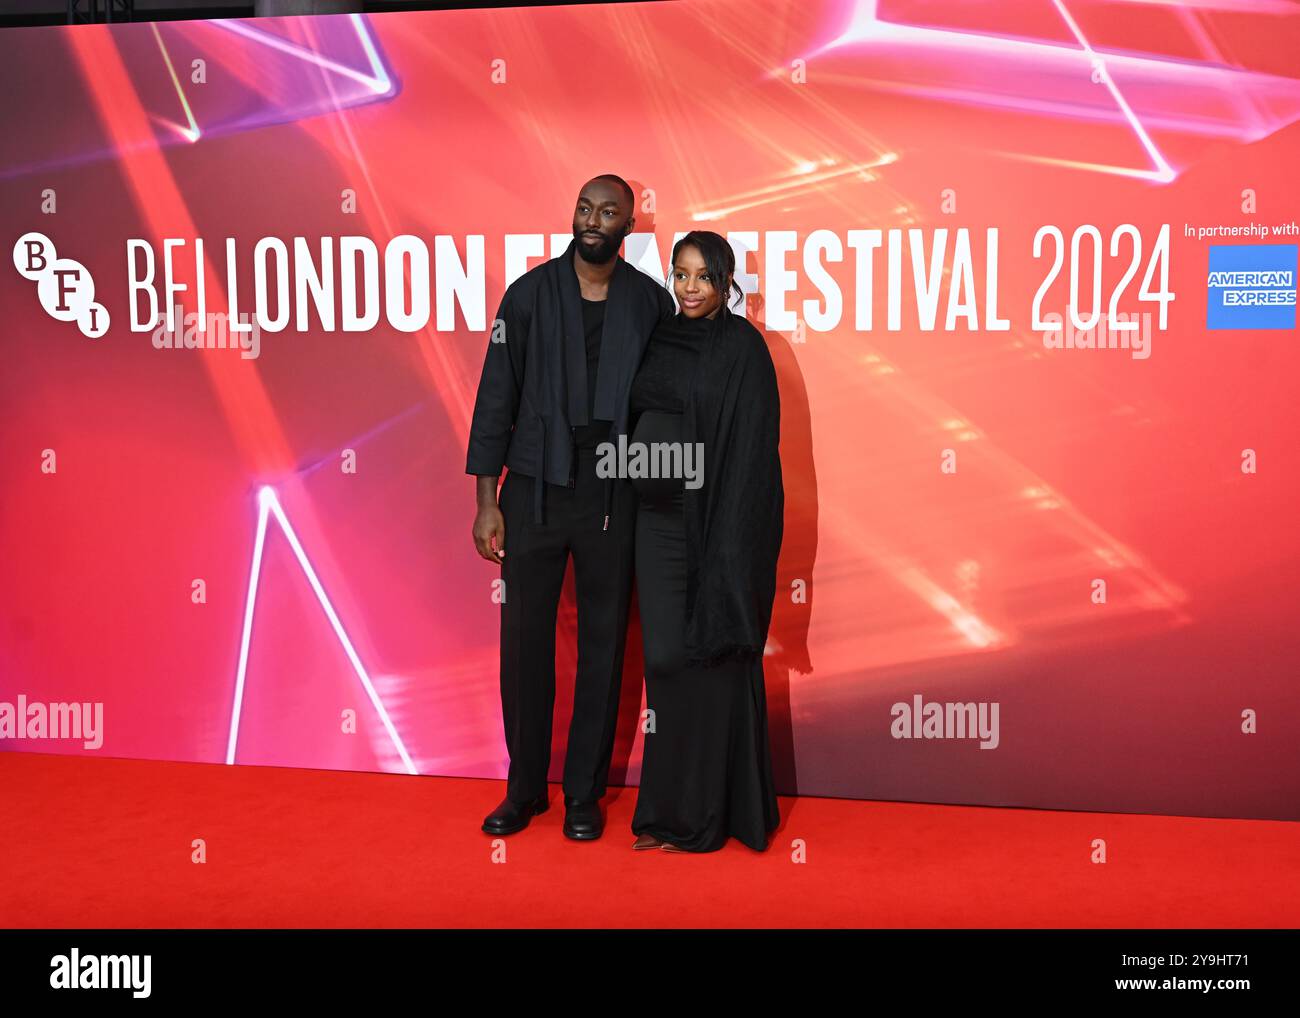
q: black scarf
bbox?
[531,240,643,524]
[554,238,635,428]
[680,306,784,667]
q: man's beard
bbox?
[574,228,621,264]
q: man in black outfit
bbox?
[467,175,674,839]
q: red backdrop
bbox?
[2,0,1298,820]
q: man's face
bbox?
[572,179,634,264]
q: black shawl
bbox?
[679,306,784,667]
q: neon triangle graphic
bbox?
[212,14,393,96]
[825,0,1186,182]
[151,14,393,143]
[225,485,417,774]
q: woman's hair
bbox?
[670,230,744,311]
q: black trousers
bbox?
[496,445,635,804]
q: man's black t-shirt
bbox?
[575,297,612,449]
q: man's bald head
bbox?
[588,174,635,209]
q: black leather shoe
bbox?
[563,796,604,840]
[481,793,548,835]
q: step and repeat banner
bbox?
[1,0,1297,819]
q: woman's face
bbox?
[672,245,725,319]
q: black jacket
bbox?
[465,238,675,523]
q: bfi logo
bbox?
[12,231,109,338]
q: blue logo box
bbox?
[1206,243,1297,330]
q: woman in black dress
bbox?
[625,231,783,853]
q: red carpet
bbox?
[2,751,1296,928]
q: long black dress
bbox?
[627,310,780,852]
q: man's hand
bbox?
[473,475,506,563]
